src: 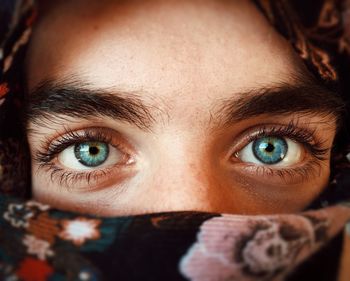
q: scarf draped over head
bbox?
[1,1,350,280]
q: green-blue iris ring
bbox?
[252,137,288,165]
[74,142,109,167]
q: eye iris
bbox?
[252,137,287,164]
[74,142,109,167]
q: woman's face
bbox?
[25,0,341,216]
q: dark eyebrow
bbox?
[25,80,157,130]
[25,77,345,132]
[215,81,345,128]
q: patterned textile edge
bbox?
[0,195,216,281]
[0,0,36,196]
[0,194,349,280]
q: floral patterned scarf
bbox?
[0,1,350,280]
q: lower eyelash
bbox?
[243,159,324,183]
[38,162,112,191]
[233,119,331,183]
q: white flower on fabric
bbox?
[25,201,50,212]
[3,203,34,228]
[22,235,54,261]
[3,201,50,229]
[346,152,350,162]
[59,217,101,246]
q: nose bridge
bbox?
[156,128,207,181]
[151,131,221,212]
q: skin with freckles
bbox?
[25,0,340,216]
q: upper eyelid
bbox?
[33,131,137,189]
[229,122,330,162]
[34,127,134,164]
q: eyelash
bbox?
[35,128,132,188]
[231,120,330,181]
[34,121,330,187]
[36,129,116,163]
[237,121,329,161]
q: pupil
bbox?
[265,143,274,153]
[89,146,99,155]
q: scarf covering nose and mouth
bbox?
[0,197,348,281]
[1,1,350,280]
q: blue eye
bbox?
[238,136,301,167]
[252,137,287,164]
[74,142,109,167]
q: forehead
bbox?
[26,0,304,100]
